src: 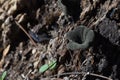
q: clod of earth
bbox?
[66,25,94,50]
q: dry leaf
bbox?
[18,13,27,23]
[57,65,65,77]
[7,2,17,15]
[3,44,10,57]
[0,59,4,69]
[0,44,10,70]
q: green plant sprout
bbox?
[66,25,94,50]
[39,60,57,73]
[0,71,7,80]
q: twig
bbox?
[15,21,37,46]
[82,72,89,80]
[48,72,112,80]
[81,56,93,68]
[49,72,83,78]
[81,59,87,67]
[89,73,112,80]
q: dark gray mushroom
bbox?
[66,25,94,50]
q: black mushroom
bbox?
[66,25,94,50]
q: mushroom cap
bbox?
[66,25,94,50]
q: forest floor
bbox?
[0,0,120,80]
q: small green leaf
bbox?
[0,71,7,80]
[39,60,57,73]
[49,60,57,70]
[39,64,49,73]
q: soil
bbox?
[0,0,120,80]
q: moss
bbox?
[66,25,94,50]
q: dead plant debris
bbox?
[0,0,120,80]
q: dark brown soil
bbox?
[0,0,120,80]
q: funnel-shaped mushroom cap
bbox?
[66,25,94,50]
